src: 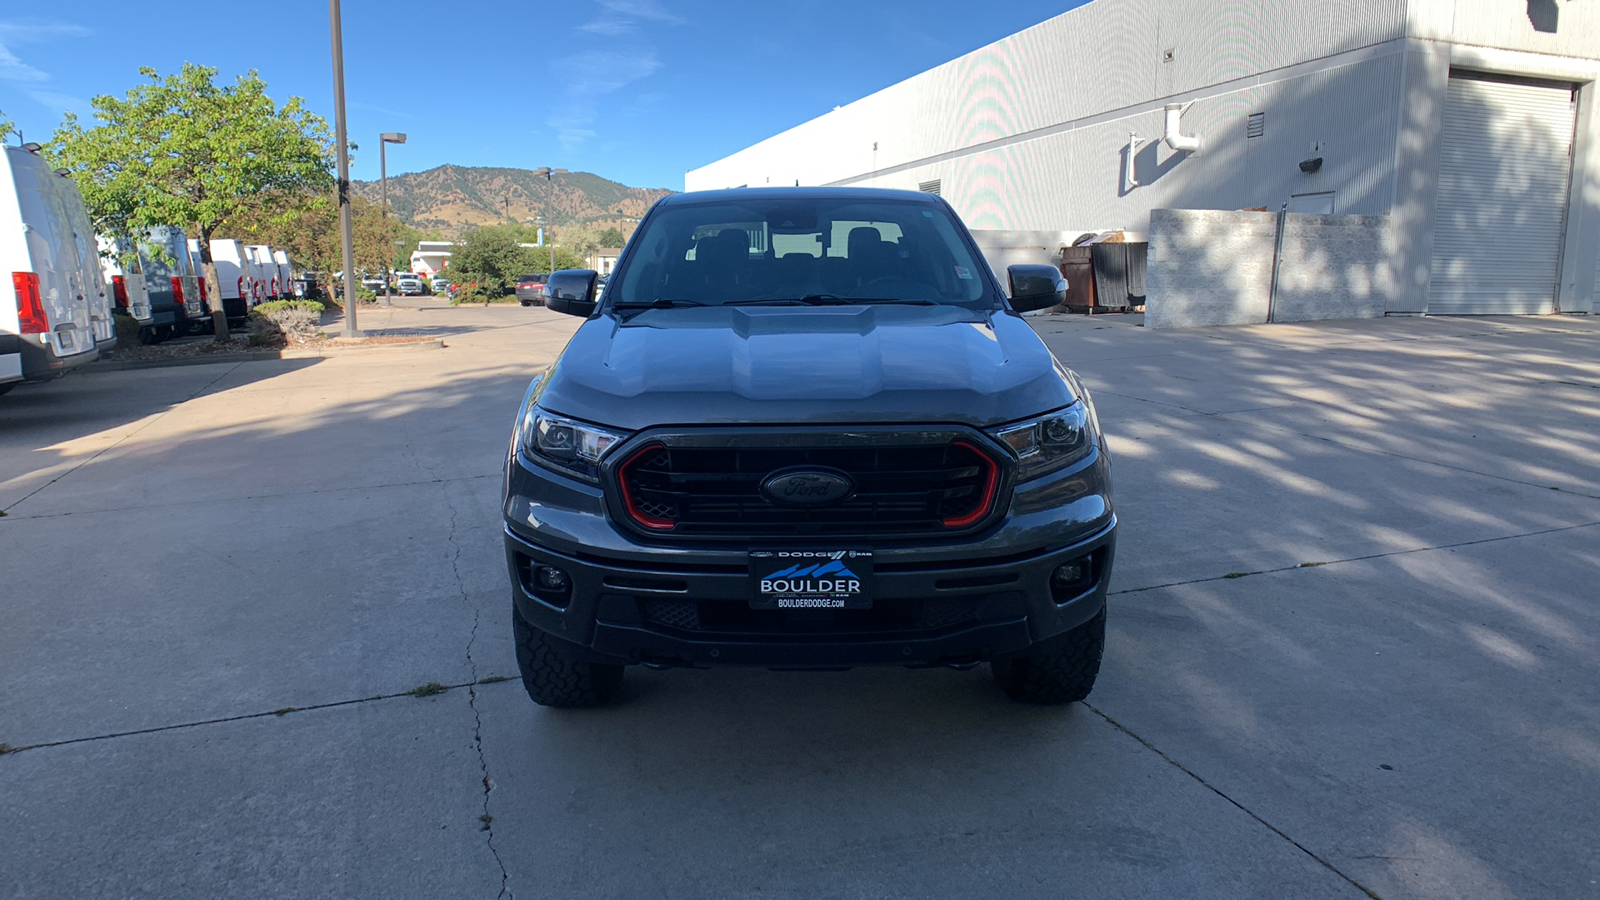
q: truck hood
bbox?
[535,305,1076,430]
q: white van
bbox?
[207,239,253,323]
[48,171,116,351]
[2,144,101,391]
[142,226,203,334]
[273,249,293,299]
[99,234,152,324]
[248,245,279,301]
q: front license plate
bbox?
[750,550,873,609]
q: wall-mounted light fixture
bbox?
[1299,157,1324,173]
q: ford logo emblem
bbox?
[759,467,856,508]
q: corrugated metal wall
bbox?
[687,0,1410,232]
[880,53,1406,231]
[1408,0,1600,59]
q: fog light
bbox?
[535,566,571,593]
[1052,561,1087,588]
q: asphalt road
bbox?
[2,306,1598,899]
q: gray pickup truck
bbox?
[502,187,1115,707]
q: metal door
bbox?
[1429,73,1577,315]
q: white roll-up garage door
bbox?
[1430,73,1577,315]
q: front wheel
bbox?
[991,608,1105,704]
[513,602,624,708]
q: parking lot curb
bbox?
[83,338,446,373]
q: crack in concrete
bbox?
[443,482,513,899]
[1111,519,1600,596]
[1085,702,1384,900]
[0,678,518,757]
[0,362,244,515]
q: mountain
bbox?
[352,165,675,237]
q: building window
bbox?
[1247,113,1265,139]
[918,179,942,196]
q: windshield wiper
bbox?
[727,295,939,307]
[612,298,709,311]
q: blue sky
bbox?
[1,2,1087,190]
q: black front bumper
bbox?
[503,447,1116,669]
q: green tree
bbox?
[446,224,581,302]
[48,64,334,339]
[596,227,625,248]
[0,110,14,144]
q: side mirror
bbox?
[545,269,598,318]
[1007,264,1067,313]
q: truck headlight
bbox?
[517,404,628,483]
[988,402,1097,481]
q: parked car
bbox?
[360,274,386,294]
[99,235,153,326]
[395,273,425,296]
[206,239,254,324]
[430,276,452,295]
[139,226,203,340]
[515,273,547,306]
[502,187,1113,707]
[248,245,279,302]
[184,239,219,331]
[293,273,323,300]
[272,249,293,301]
[2,144,104,391]
[47,170,116,352]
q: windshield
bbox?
[611,196,992,309]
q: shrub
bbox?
[249,300,325,344]
[449,282,515,305]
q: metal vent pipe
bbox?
[1164,103,1202,153]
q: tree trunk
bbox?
[198,225,229,341]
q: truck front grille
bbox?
[613,431,1006,539]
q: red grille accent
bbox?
[618,443,678,531]
[941,441,999,529]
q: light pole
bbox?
[379,132,406,306]
[329,0,359,337]
[532,167,567,272]
[536,214,554,275]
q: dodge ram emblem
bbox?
[759,468,855,508]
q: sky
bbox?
[1,1,1089,191]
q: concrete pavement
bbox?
[2,307,1597,898]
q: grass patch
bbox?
[0,742,23,756]
[407,682,451,698]
[479,814,494,831]
[478,675,512,684]
[1221,572,1251,579]
[273,707,297,717]
[1298,561,1328,568]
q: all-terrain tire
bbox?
[991,608,1105,704]
[513,603,624,708]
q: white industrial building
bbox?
[409,241,453,277]
[687,0,1600,320]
